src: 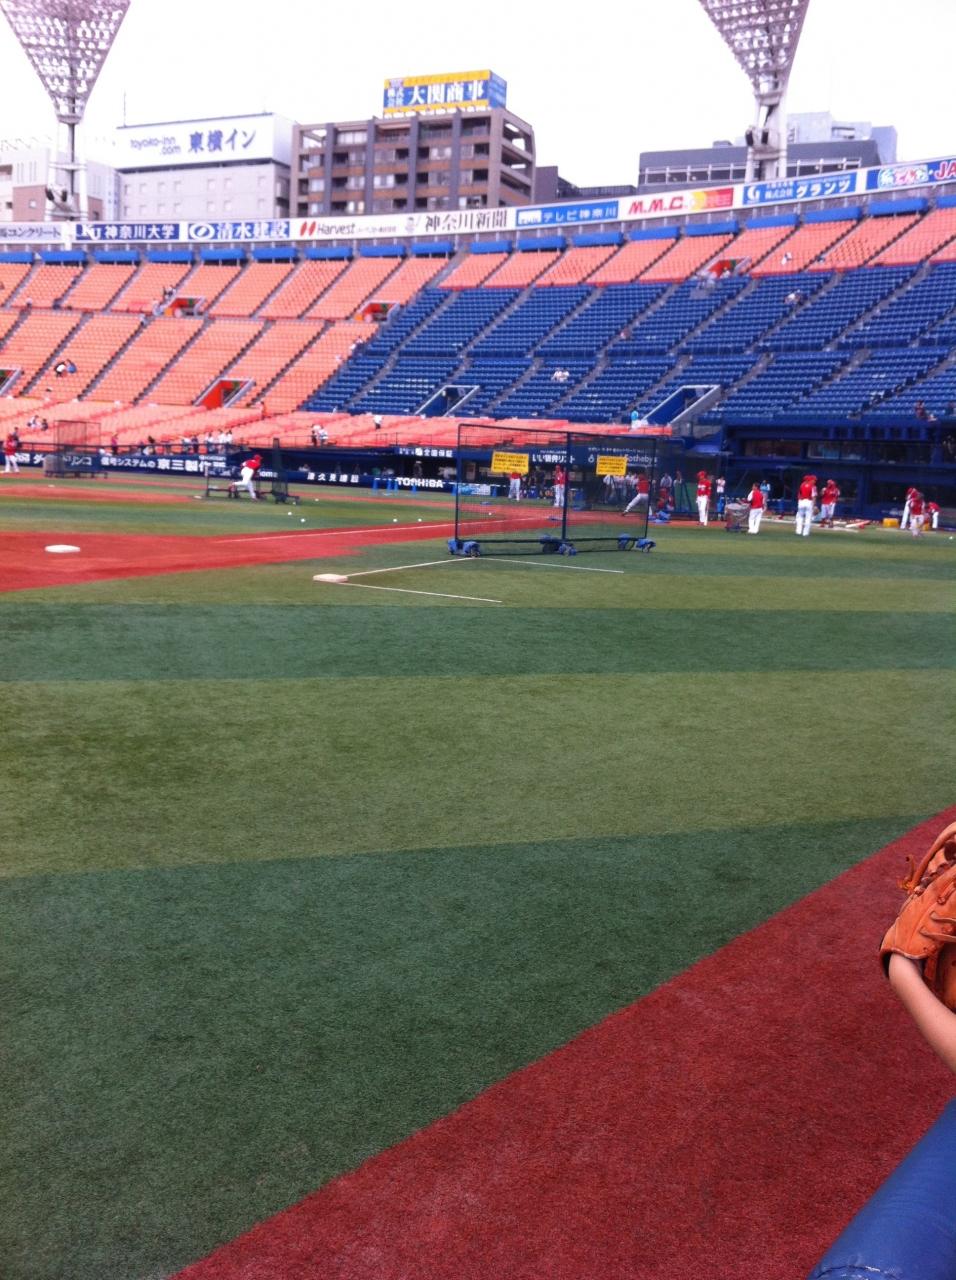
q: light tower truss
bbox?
[696,0,811,182]
[0,0,131,213]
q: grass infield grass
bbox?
[1,487,954,1278]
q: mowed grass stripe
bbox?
[2,670,952,877]
[0,814,921,1280]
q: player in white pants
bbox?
[695,471,711,526]
[236,453,262,500]
[553,465,567,509]
[795,474,817,536]
[624,473,650,513]
[747,483,765,533]
[508,471,522,500]
[900,485,917,531]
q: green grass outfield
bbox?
[1,490,954,1279]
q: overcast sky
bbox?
[0,0,953,185]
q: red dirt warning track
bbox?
[0,523,458,592]
[174,809,956,1280]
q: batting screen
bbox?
[451,423,659,555]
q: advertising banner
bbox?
[490,450,529,475]
[113,114,293,169]
[740,174,856,206]
[0,222,65,242]
[865,156,956,191]
[383,70,507,116]
[515,199,620,228]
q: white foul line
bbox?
[346,557,473,578]
[332,582,501,603]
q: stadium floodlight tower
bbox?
[696,0,810,182]
[0,0,131,217]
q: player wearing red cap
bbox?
[795,474,817,537]
[696,471,711,527]
[820,479,840,528]
[236,453,262,500]
[746,481,766,534]
[900,485,919,532]
[927,500,941,531]
[908,490,926,537]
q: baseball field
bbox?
[2,472,954,1279]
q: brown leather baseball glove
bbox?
[881,821,956,1008]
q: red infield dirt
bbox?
[0,523,460,592]
[174,809,956,1280]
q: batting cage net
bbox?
[450,423,660,556]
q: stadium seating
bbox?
[11,264,82,308]
[63,264,137,312]
[451,358,530,416]
[704,352,851,422]
[634,354,758,415]
[350,356,460,415]
[784,349,947,423]
[805,212,919,271]
[718,222,796,270]
[174,262,243,310]
[440,252,508,289]
[0,258,33,304]
[306,255,403,320]
[90,317,203,403]
[260,259,349,319]
[113,261,192,313]
[751,219,857,276]
[492,360,592,418]
[471,286,589,355]
[264,322,373,413]
[535,246,618,286]
[222,321,324,403]
[762,267,915,351]
[843,263,956,348]
[640,233,734,283]
[483,250,561,288]
[403,288,517,355]
[0,310,82,389]
[356,289,447,358]
[557,356,673,423]
[872,206,956,265]
[685,274,829,353]
[36,313,141,393]
[210,262,294,316]
[371,256,447,304]
[610,277,747,354]
[588,238,674,284]
[148,319,262,403]
[538,283,666,357]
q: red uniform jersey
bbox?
[798,480,816,501]
[697,479,711,497]
[748,487,765,509]
[927,502,941,514]
[247,456,262,472]
[909,494,925,516]
[637,476,650,494]
[822,484,840,504]
[3,438,15,455]
[554,467,566,485]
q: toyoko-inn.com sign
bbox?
[112,114,294,169]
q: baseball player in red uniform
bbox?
[927,500,941,531]
[819,479,840,527]
[3,433,19,474]
[624,471,651,514]
[508,471,522,501]
[235,453,262,500]
[696,471,711,526]
[746,481,766,534]
[900,485,918,531]
[553,465,567,509]
[908,490,926,537]
[795,473,817,536]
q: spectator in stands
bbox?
[373,415,383,430]
[319,427,328,444]
[39,418,49,432]
[224,429,233,448]
[785,290,801,306]
[110,433,119,456]
[780,252,793,267]
[310,425,320,447]
[204,432,214,452]
[190,435,200,453]
[551,368,570,384]
[914,399,935,422]
[4,433,20,474]
[54,361,68,377]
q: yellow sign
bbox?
[595,454,627,477]
[490,451,529,476]
[383,71,506,117]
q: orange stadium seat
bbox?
[65,264,137,312]
[640,233,734,282]
[535,246,617,286]
[0,259,33,305]
[222,321,324,404]
[0,311,20,346]
[12,264,81,309]
[114,261,192,313]
[148,319,262,404]
[259,321,373,413]
[751,220,856,276]
[173,262,243,311]
[483,250,560,288]
[804,213,918,271]
[0,310,81,389]
[717,223,796,270]
[35,314,141,393]
[90,317,203,403]
[306,257,404,321]
[367,256,445,305]
[587,239,674,284]
[872,207,956,265]
[260,260,349,319]
[94,403,205,446]
[209,262,294,317]
[440,252,508,289]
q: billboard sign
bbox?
[383,70,507,116]
[740,174,856,205]
[113,114,293,169]
[515,199,620,227]
[865,156,956,191]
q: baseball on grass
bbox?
[300,517,306,523]
[392,518,398,522]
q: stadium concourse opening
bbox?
[449,423,659,557]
